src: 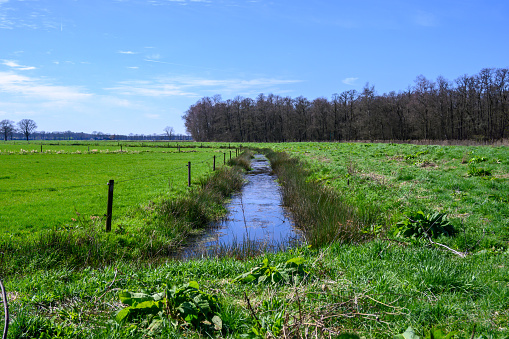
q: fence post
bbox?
[120,145,122,152]
[213,155,216,171]
[223,152,226,165]
[40,144,43,153]
[106,180,114,232]
[188,162,191,187]
[229,151,232,160]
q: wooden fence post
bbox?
[40,144,43,153]
[229,151,232,160]
[106,180,114,232]
[224,152,226,165]
[213,155,216,171]
[188,162,191,187]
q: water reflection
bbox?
[181,154,300,258]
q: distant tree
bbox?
[17,119,37,142]
[0,119,15,141]
[163,126,174,140]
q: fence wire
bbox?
[1,153,223,193]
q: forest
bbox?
[183,68,509,142]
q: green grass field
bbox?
[1,141,508,338]
[265,141,509,250]
[0,141,239,234]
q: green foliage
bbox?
[405,150,430,160]
[394,326,420,339]
[394,326,458,339]
[395,211,455,239]
[424,327,457,339]
[242,298,286,338]
[166,281,222,331]
[9,309,82,339]
[467,164,492,177]
[233,257,309,285]
[116,281,223,334]
[469,156,488,164]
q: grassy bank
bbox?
[3,241,508,338]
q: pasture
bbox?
[1,141,508,338]
[267,141,509,250]
[0,141,236,234]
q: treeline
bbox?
[183,68,509,142]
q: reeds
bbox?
[264,149,382,247]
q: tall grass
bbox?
[264,149,383,247]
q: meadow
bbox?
[1,141,508,338]
[0,141,237,234]
[267,141,509,250]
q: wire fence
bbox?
[0,149,241,232]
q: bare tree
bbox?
[0,120,15,141]
[17,119,37,142]
[163,126,174,140]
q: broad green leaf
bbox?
[286,257,305,265]
[115,307,132,323]
[119,291,152,306]
[188,281,199,289]
[394,327,420,339]
[211,315,222,330]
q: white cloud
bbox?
[145,54,161,60]
[2,59,36,70]
[107,76,302,98]
[127,66,139,69]
[118,50,136,54]
[342,77,358,86]
[0,71,92,101]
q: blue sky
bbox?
[1,0,507,136]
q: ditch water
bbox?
[180,154,301,258]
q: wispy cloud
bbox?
[118,50,137,54]
[2,59,36,70]
[342,77,358,86]
[107,76,303,98]
[0,71,92,101]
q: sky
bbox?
[0,0,508,136]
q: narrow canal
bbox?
[182,154,300,257]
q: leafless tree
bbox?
[163,126,174,140]
[17,119,37,142]
[181,68,509,142]
[0,120,15,141]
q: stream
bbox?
[181,154,301,258]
